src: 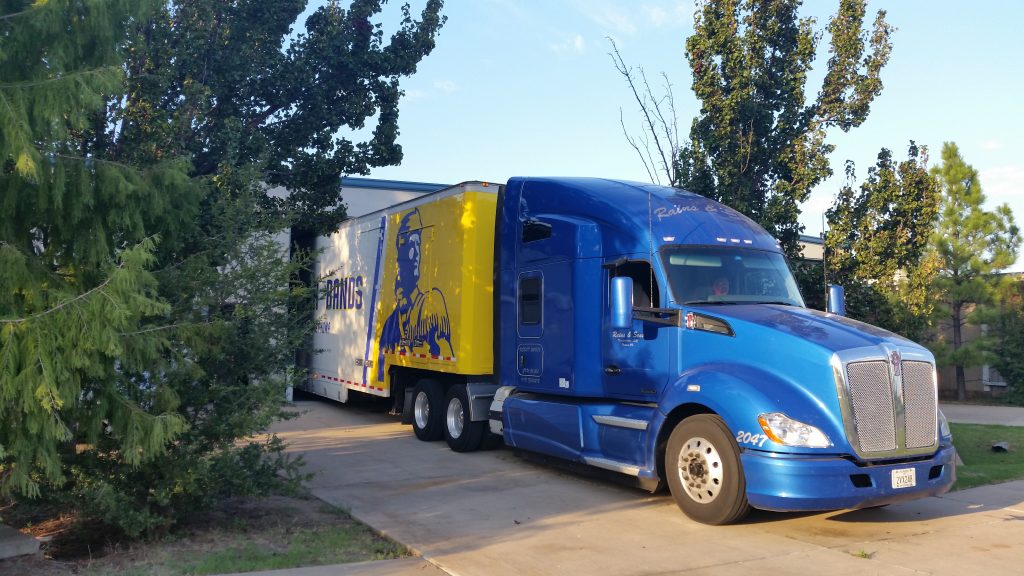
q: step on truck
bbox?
[300,177,956,525]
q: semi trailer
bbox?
[299,177,956,525]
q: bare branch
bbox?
[619,108,657,185]
[608,38,683,187]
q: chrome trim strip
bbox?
[592,415,649,431]
[584,457,641,476]
[882,344,907,452]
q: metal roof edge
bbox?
[340,176,449,193]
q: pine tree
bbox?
[929,142,1020,401]
[825,142,940,340]
[1,0,192,496]
[681,0,893,257]
[993,281,1024,405]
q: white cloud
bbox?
[433,80,460,94]
[982,139,1003,151]
[572,0,637,36]
[551,33,587,56]
[642,2,692,28]
[800,190,835,233]
[980,164,1024,206]
[401,88,427,102]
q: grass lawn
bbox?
[951,423,1024,491]
[0,494,408,576]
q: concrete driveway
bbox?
[272,399,1024,576]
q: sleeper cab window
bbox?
[519,275,542,325]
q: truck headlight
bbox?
[757,412,832,448]
[938,410,952,440]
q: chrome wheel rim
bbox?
[414,390,431,430]
[677,436,723,503]
[446,397,464,439]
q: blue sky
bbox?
[338,1,1023,270]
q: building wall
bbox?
[340,177,444,218]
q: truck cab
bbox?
[491,177,956,524]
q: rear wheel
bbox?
[411,380,444,441]
[665,414,750,525]
[444,385,486,452]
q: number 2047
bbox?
[735,431,769,448]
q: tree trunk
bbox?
[952,304,966,401]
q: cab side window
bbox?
[610,261,660,308]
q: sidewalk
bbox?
[226,557,448,576]
[0,524,38,561]
[266,400,1024,576]
[940,403,1024,426]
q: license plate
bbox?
[892,467,916,489]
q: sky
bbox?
[327,1,1024,271]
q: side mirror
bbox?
[611,276,633,329]
[827,284,846,316]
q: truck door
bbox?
[515,231,576,394]
[602,260,671,401]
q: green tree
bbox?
[681,0,893,257]
[929,142,1020,401]
[3,0,446,535]
[118,0,446,237]
[992,280,1024,405]
[1,0,193,498]
[825,142,940,340]
[68,0,444,536]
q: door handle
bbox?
[604,365,621,375]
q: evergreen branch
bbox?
[0,227,159,323]
[0,7,33,21]
[0,67,118,89]
[0,266,119,325]
[119,322,203,337]
[48,151,137,171]
[96,286,123,314]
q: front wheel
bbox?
[665,414,750,525]
[443,385,486,452]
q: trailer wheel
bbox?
[666,414,750,525]
[411,380,444,441]
[443,385,486,452]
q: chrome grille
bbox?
[846,361,897,452]
[902,361,938,449]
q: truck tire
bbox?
[443,384,486,452]
[411,380,444,441]
[665,414,750,525]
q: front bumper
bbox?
[741,443,957,512]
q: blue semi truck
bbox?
[306,176,956,525]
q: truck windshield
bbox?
[661,246,805,307]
